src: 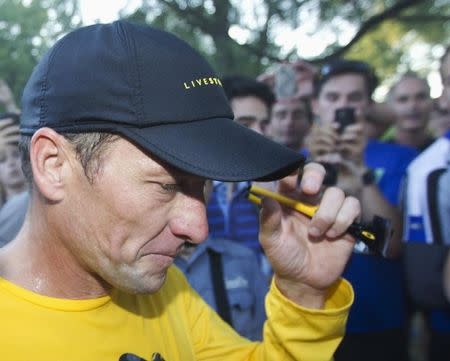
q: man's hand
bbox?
[337,119,367,165]
[305,122,338,159]
[258,163,360,308]
[0,79,19,113]
[0,117,20,151]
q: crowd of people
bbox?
[0,19,449,361]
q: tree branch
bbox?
[308,0,426,64]
[398,14,450,22]
[156,0,215,35]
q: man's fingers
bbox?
[299,162,325,195]
[0,122,20,149]
[259,197,282,247]
[309,186,345,237]
[315,153,342,165]
[313,134,336,148]
[326,196,361,238]
[277,172,298,194]
[0,118,19,131]
[0,125,20,133]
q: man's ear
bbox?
[30,128,73,201]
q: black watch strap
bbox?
[362,168,376,185]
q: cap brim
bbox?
[118,118,304,181]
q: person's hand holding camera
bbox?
[0,79,19,113]
[306,108,370,197]
[0,117,20,152]
[333,109,369,196]
[337,121,367,166]
[305,121,340,162]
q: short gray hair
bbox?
[19,132,119,185]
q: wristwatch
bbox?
[361,168,376,186]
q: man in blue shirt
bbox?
[175,236,268,341]
[386,72,435,152]
[306,59,418,361]
[207,76,276,275]
[404,46,450,361]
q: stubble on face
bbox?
[65,138,198,295]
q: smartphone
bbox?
[335,107,355,133]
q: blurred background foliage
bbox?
[0,0,449,104]
[0,0,81,104]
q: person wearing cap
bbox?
[306,59,418,361]
[385,72,435,152]
[0,21,360,361]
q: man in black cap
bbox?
[0,21,360,361]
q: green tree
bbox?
[0,0,81,107]
[125,0,450,82]
[126,0,313,76]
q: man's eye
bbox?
[325,94,338,102]
[236,116,256,127]
[397,96,408,103]
[160,183,181,192]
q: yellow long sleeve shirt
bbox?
[0,266,353,361]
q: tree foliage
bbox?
[0,0,448,104]
[0,0,81,105]
[126,0,450,83]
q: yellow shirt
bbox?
[0,267,353,361]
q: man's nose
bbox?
[283,112,295,126]
[339,98,352,108]
[170,193,209,245]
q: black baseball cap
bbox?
[20,21,303,181]
[314,59,379,97]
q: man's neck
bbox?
[0,217,109,299]
[394,126,429,149]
